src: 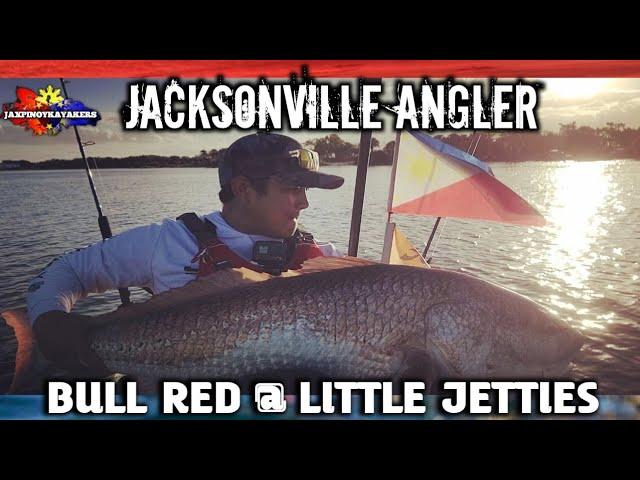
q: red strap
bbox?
[287,242,324,269]
[195,239,324,278]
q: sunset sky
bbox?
[2,77,639,162]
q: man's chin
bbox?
[261,217,298,239]
[281,220,298,238]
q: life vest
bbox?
[177,212,324,278]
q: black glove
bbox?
[33,311,111,377]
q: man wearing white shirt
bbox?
[27,132,344,376]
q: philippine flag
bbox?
[389,130,546,226]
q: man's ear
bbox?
[229,176,254,202]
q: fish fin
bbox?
[103,373,137,395]
[1,308,36,394]
[392,345,456,394]
[381,325,457,394]
[289,255,378,276]
[98,267,273,324]
[93,257,378,324]
[105,372,127,382]
[393,348,440,382]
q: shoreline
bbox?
[1,157,638,171]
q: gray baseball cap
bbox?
[219,133,344,189]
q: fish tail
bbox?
[1,309,37,394]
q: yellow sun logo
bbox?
[35,85,64,106]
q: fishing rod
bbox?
[59,78,131,306]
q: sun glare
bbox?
[544,78,611,99]
[545,161,613,290]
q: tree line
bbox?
[3,122,639,170]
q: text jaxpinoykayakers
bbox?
[45,380,600,415]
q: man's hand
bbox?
[33,311,111,377]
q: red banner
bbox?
[1,60,640,78]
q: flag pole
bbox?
[422,217,441,258]
[381,130,402,263]
[347,129,373,257]
[59,78,131,307]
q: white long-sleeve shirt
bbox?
[26,211,341,325]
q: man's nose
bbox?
[296,189,309,210]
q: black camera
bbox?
[252,240,290,275]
